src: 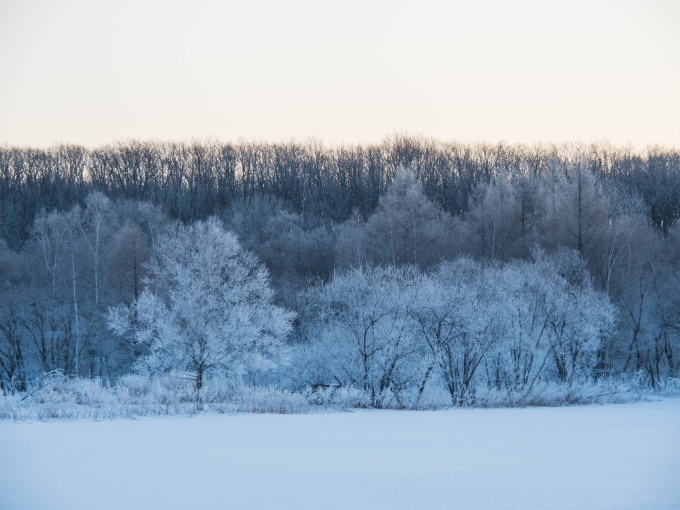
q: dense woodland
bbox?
[1,137,679,406]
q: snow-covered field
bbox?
[1,400,679,510]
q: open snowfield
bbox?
[1,400,679,510]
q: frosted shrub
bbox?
[25,371,114,407]
[117,374,152,398]
[0,393,24,420]
[62,378,117,407]
[658,378,680,396]
[305,386,372,408]
[469,379,642,407]
[199,377,234,403]
[116,374,195,405]
[226,387,312,414]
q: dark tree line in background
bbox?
[1,136,679,401]
[2,137,679,248]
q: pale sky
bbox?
[1,0,679,147]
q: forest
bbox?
[1,136,679,412]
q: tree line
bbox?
[2,137,679,249]
[0,137,679,404]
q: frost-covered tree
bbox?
[32,208,78,297]
[464,177,522,261]
[108,218,294,393]
[538,159,609,259]
[487,251,615,390]
[79,192,113,304]
[360,167,453,268]
[302,266,423,406]
[415,258,504,405]
[333,209,367,269]
[26,206,87,376]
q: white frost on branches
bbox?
[108,218,293,389]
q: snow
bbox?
[1,400,679,510]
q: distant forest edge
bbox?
[1,135,679,409]
[2,137,679,248]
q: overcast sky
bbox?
[1,0,678,147]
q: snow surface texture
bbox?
[1,400,679,510]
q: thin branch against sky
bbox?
[0,0,678,147]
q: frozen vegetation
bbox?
[1,399,679,510]
[3,371,673,421]
[1,139,679,411]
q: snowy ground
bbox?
[1,400,679,510]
